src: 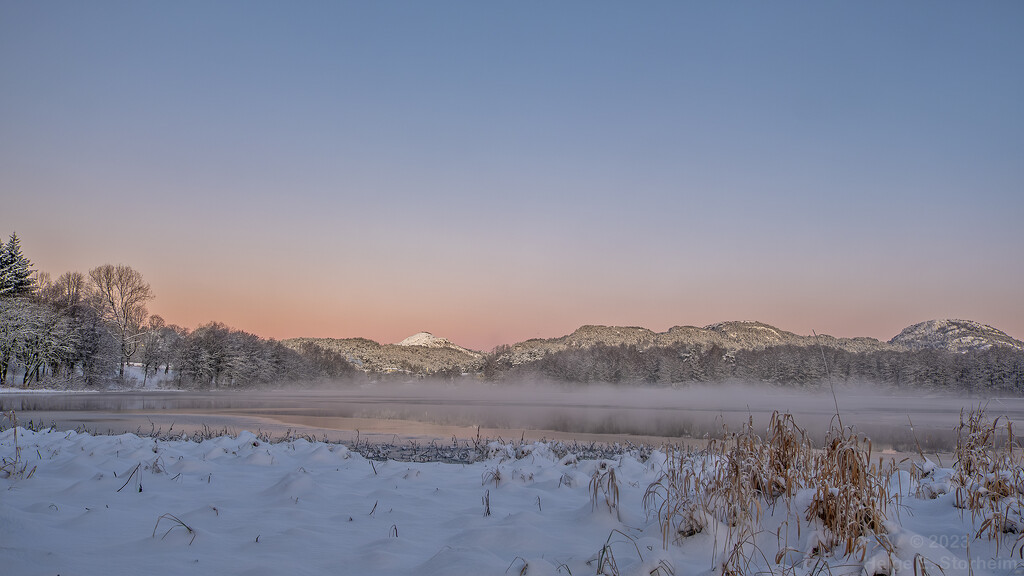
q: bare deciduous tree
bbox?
[140,314,183,386]
[88,264,154,380]
[40,271,87,311]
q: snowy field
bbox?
[4,409,1024,576]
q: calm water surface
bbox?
[2,384,1018,450]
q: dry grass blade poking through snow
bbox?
[482,466,502,488]
[1,411,36,480]
[153,513,196,545]
[592,529,643,576]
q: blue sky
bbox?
[2,1,1022,349]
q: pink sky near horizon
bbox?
[2,2,1022,351]
[18,228,1023,352]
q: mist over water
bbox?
[3,380,1019,451]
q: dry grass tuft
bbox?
[805,424,893,558]
[950,406,1024,552]
[643,444,704,549]
[645,411,896,571]
[642,406,1024,571]
[1,411,37,480]
[761,412,813,500]
[644,412,816,551]
[589,462,620,519]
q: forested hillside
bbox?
[483,341,1024,393]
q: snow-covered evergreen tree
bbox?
[0,232,35,298]
[0,238,8,293]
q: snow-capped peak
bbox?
[397,332,450,348]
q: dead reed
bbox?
[949,406,1024,552]
[645,410,895,572]
[589,461,620,519]
[805,424,893,558]
[0,410,37,480]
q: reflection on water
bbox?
[2,384,1019,450]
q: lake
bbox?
[1,382,1017,452]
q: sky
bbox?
[1,1,1022,351]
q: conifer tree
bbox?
[0,232,35,298]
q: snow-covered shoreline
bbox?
[3,419,1024,576]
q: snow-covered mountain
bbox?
[287,320,1021,378]
[889,319,1024,353]
[396,331,479,356]
[495,321,902,367]
[284,333,482,375]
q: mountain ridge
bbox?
[283,319,1023,376]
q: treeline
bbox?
[7,231,1023,392]
[142,322,356,388]
[487,343,1024,393]
[0,233,355,388]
